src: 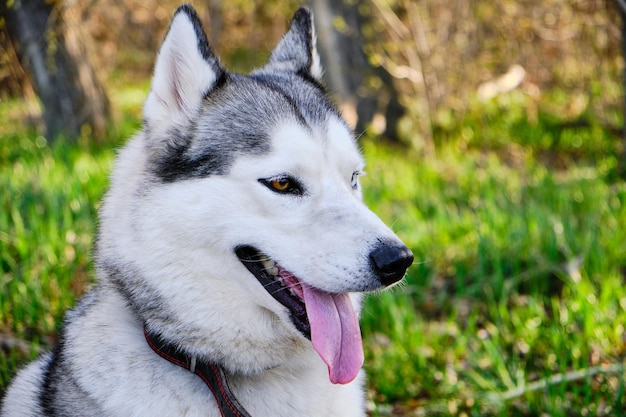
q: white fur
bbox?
[41,117,373,417]
[1,7,410,417]
[308,17,324,81]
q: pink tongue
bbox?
[301,283,364,384]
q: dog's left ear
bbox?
[263,7,323,82]
[144,4,225,133]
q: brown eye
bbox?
[259,175,304,196]
[270,178,290,192]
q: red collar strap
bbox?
[144,326,252,417]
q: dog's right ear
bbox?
[262,7,323,82]
[144,4,225,133]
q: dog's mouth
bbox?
[235,245,364,385]
[235,245,310,337]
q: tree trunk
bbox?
[620,2,626,179]
[310,0,404,141]
[2,0,110,141]
[205,0,223,50]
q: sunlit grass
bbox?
[0,135,113,327]
[360,94,626,415]
[1,89,625,415]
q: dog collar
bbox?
[144,327,252,417]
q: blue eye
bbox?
[351,171,362,190]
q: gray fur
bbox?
[149,6,331,183]
[1,5,412,416]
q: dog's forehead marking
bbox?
[275,122,323,161]
[229,118,361,183]
[325,118,363,169]
[271,118,362,176]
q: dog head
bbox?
[99,5,412,385]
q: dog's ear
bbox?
[263,7,323,82]
[144,4,225,132]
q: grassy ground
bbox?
[1,89,625,416]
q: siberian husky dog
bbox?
[1,5,413,417]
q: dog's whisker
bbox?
[269,286,299,297]
[262,280,282,290]
[239,257,272,263]
[260,278,301,296]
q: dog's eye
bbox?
[259,176,304,196]
[270,178,291,192]
[351,170,363,190]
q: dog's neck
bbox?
[143,326,252,417]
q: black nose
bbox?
[369,240,414,286]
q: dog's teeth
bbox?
[261,259,278,275]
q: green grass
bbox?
[0,127,127,383]
[360,92,626,415]
[1,89,625,415]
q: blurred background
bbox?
[1,1,625,415]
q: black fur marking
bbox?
[36,287,105,416]
[296,68,327,95]
[104,261,183,333]
[107,264,143,318]
[39,346,61,416]
[204,70,229,99]
[290,7,314,71]
[249,70,343,129]
[39,343,102,416]
[248,75,309,128]
[105,261,155,319]
[151,128,271,183]
[151,131,195,183]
